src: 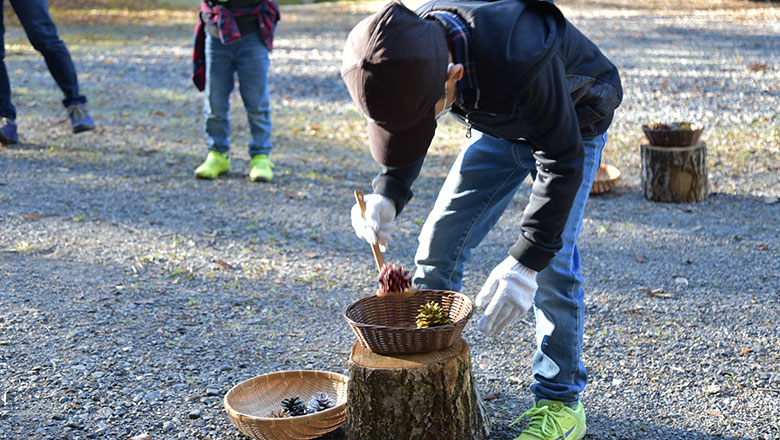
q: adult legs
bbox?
[0,2,16,120]
[235,33,272,157]
[10,0,85,107]
[204,34,236,154]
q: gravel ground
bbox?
[0,1,778,439]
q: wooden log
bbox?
[346,337,490,440]
[641,141,708,202]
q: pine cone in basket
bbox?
[281,397,308,416]
[307,392,335,413]
[378,262,412,295]
[416,301,452,329]
[267,409,290,418]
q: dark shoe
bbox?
[67,104,96,133]
[0,117,18,144]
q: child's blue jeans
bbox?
[413,131,607,405]
[204,31,272,157]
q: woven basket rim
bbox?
[223,370,348,424]
[641,121,704,133]
[343,290,473,332]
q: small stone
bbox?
[52,414,66,421]
[205,387,220,397]
[130,434,152,440]
[163,421,175,433]
[188,409,202,419]
[704,384,721,394]
[66,419,84,430]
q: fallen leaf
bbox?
[756,243,768,251]
[643,288,674,299]
[303,252,318,259]
[688,225,703,233]
[740,347,751,355]
[216,259,234,271]
[703,409,724,418]
[154,110,166,116]
[635,253,646,263]
[21,212,56,221]
[746,62,772,72]
[482,391,501,401]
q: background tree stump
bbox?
[346,337,490,440]
[641,141,708,202]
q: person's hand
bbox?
[350,193,396,252]
[475,256,538,335]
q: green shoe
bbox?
[194,151,230,179]
[511,400,586,440]
[249,154,274,182]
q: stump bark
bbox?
[346,337,489,440]
[641,141,708,202]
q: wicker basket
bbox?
[591,164,621,194]
[224,370,348,440]
[344,289,473,355]
[642,121,704,147]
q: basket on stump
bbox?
[642,121,703,147]
[224,370,348,440]
[344,289,473,355]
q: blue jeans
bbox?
[0,0,86,120]
[204,31,272,157]
[414,131,606,405]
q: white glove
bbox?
[475,256,538,335]
[350,193,396,252]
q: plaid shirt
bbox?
[192,0,280,91]
[426,10,481,109]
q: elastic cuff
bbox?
[372,176,408,216]
[509,236,555,272]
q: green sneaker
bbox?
[194,151,230,179]
[511,400,586,440]
[249,154,274,182]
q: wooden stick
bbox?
[354,190,385,272]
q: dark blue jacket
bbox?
[374,0,622,271]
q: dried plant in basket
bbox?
[377,263,418,298]
[267,409,290,418]
[416,301,452,328]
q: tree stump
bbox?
[641,141,708,202]
[346,337,489,440]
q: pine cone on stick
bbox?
[378,262,413,295]
[416,301,452,328]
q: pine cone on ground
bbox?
[416,301,452,328]
[281,397,308,416]
[307,392,335,413]
[378,263,412,295]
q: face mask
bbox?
[435,63,455,121]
